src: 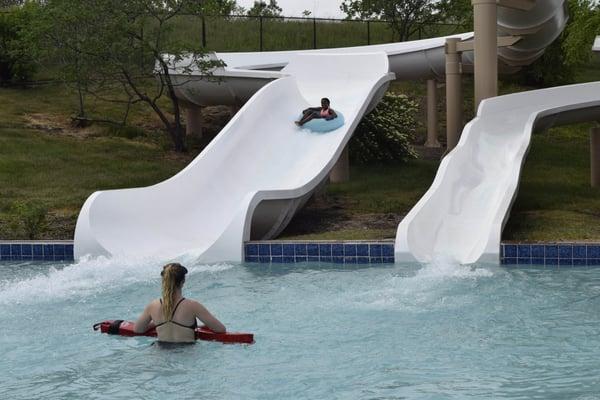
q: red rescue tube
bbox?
[93,320,254,344]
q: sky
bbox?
[237,0,345,19]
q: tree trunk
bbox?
[77,82,85,118]
[169,123,187,153]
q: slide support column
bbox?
[184,104,203,138]
[425,79,441,148]
[472,0,498,109]
[445,38,463,152]
[592,127,600,188]
[330,146,350,183]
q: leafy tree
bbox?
[435,0,473,31]
[231,4,246,15]
[341,0,438,41]
[0,0,23,8]
[182,0,237,15]
[517,0,599,87]
[563,0,600,67]
[349,92,418,164]
[0,2,38,84]
[34,0,229,152]
[516,34,573,87]
[247,0,282,18]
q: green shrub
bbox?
[9,201,48,239]
[515,31,575,87]
[0,4,38,84]
[349,91,419,164]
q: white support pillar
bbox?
[592,127,600,188]
[330,146,350,183]
[445,38,463,152]
[425,79,441,148]
[472,0,498,110]
[184,104,203,138]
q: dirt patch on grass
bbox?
[42,211,77,240]
[21,105,235,143]
[23,113,103,138]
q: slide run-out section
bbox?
[74,53,394,262]
[395,82,600,264]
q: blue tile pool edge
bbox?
[2,241,600,266]
[246,241,600,266]
[245,240,395,265]
[0,241,74,262]
[501,242,600,266]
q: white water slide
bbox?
[75,52,396,261]
[395,81,600,264]
[75,1,575,264]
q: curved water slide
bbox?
[395,82,600,264]
[75,53,395,261]
[395,0,580,264]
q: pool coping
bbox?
[2,240,600,266]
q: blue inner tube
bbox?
[298,112,345,133]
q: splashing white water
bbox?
[0,255,236,305]
[347,258,494,310]
[415,256,495,280]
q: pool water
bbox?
[1,258,600,399]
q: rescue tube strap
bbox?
[107,320,124,334]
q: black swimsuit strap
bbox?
[172,298,197,329]
[170,297,186,319]
[170,298,196,330]
[154,298,191,329]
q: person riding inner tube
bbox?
[295,97,338,127]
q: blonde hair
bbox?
[161,263,188,319]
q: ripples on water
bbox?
[1,257,600,399]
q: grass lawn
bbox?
[503,123,600,242]
[1,62,599,242]
[0,84,193,240]
[0,126,190,239]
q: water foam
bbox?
[0,255,236,305]
[415,256,495,280]
[347,258,494,311]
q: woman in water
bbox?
[295,97,338,126]
[133,263,226,343]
